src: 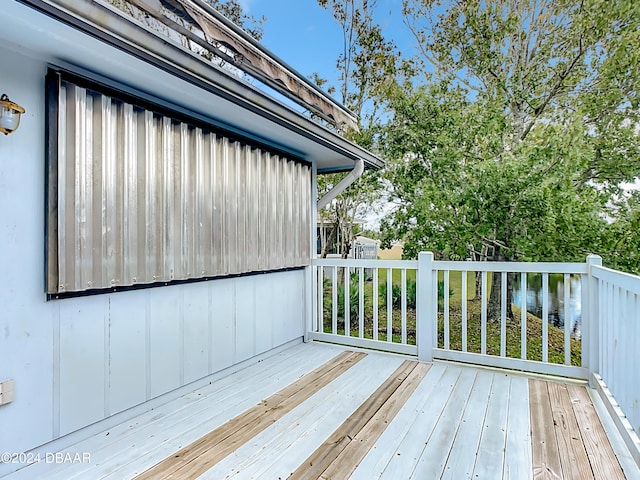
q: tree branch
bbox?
[519,35,585,141]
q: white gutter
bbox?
[317,158,365,210]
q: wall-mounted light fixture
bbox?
[0,94,25,135]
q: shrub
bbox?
[379,279,417,309]
[379,279,452,310]
[438,280,454,307]
[379,282,401,308]
[336,272,360,319]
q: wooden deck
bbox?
[4,342,639,479]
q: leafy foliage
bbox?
[378,279,452,309]
[378,0,640,274]
[337,273,361,318]
[379,281,403,308]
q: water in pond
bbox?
[511,274,582,339]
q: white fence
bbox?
[310,253,640,463]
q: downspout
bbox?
[317,158,365,210]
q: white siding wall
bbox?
[0,47,306,472]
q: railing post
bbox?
[586,254,602,386]
[305,263,315,343]
[417,252,434,362]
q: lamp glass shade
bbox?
[0,94,25,135]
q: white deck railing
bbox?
[590,263,640,461]
[310,253,640,464]
[313,259,418,356]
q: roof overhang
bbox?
[4,0,384,172]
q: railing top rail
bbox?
[434,260,588,274]
[313,258,589,274]
[591,265,640,294]
[313,258,418,269]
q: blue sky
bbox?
[240,0,412,92]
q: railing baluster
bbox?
[602,280,609,380]
[481,271,487,355]
[461,270,468,353]
[344,266,350,337]
[432,269,438,348]
[500,271,507,357]
[608,282,614,382]
[542,273,549,363]
[612,285,620,395]
[580,273,588,368]
[317,265,323,333]
[444,270,450,350]
[631,291,638,428]
[373,267,379,341]
[521,272,527,360]
[622,290,632,417]
[599,280,605,376]
[563,273,571,365]
[386,268,392,342]
[604,281,612,383]
[331,266,337,335]
[359,266,364,338]
[401,268,407,344]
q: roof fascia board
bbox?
[16,0,383,169]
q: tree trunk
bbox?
[474,272,482,300]
[320,224,338,258]
[339,222,353,259]
[487,247,514,322]
[472,244,489,300]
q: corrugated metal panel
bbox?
[50,78,311,294]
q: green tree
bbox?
[316,0,400,257]
[380,0,640,318]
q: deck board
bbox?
[2,342,637,480]
[376,365,465,478]
[135,351,366,479]
[439,369,493,479]
[548,382,594,480]
[350,363,448,478]
[503,375,533,480]
[472,372,511,479]
[410,367,479,478]
[200,353,408,479]
[567,384,626,480]
[6,342,346,480]
[288,360,420,480]
[316,362,430,479]
[530,379,564,479]
[98,344,352,480]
